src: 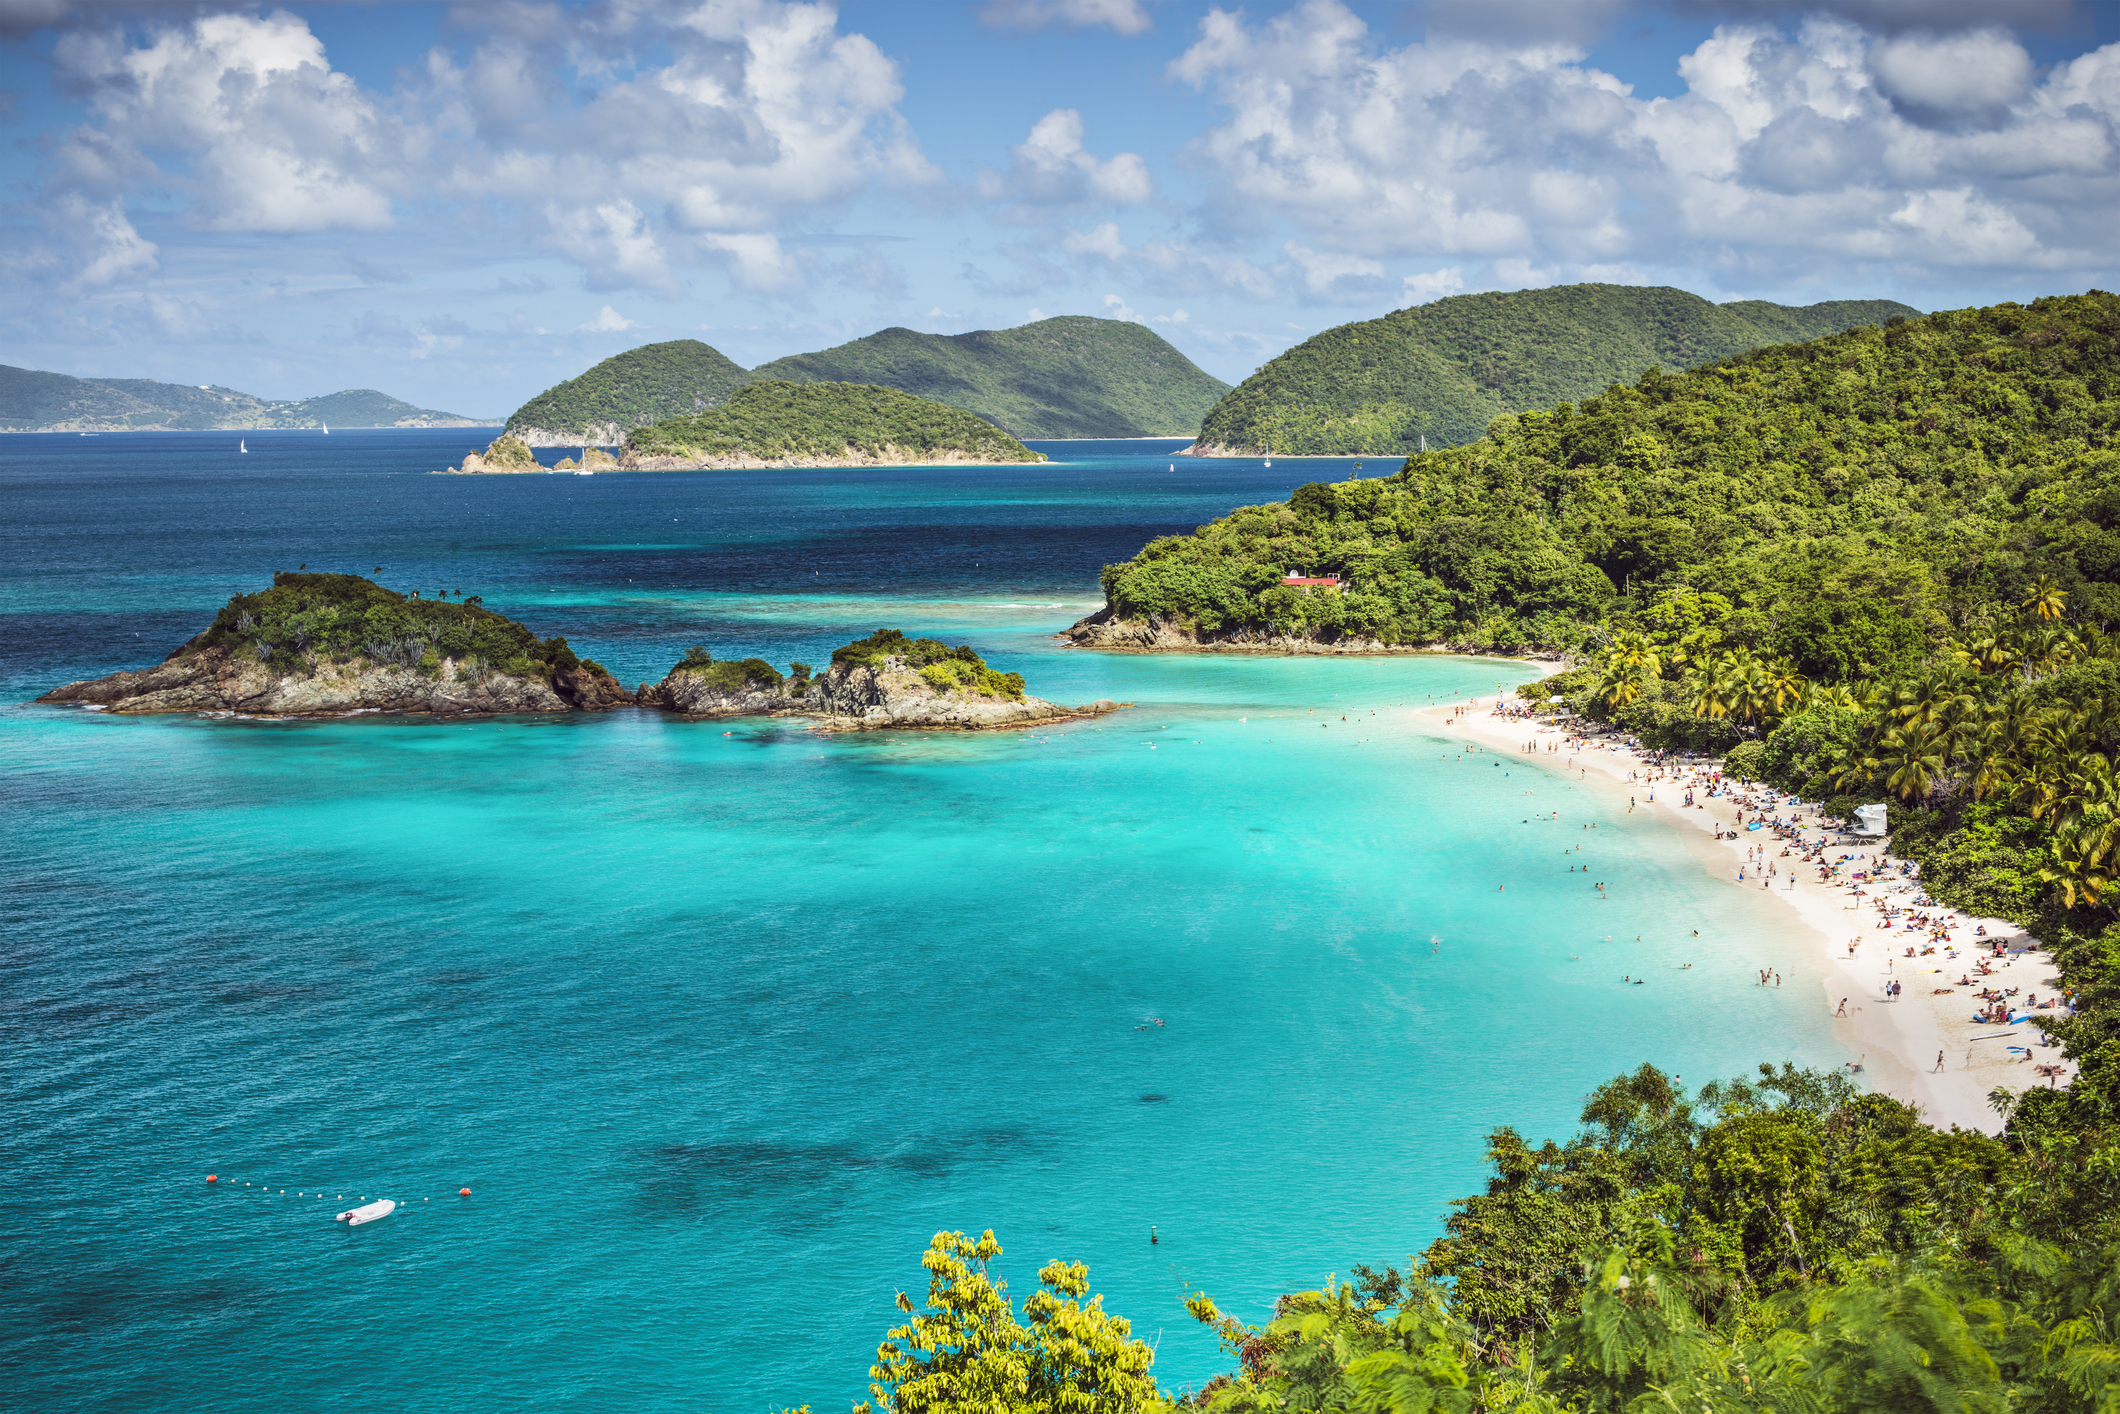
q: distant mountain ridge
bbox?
[505,316,1231,444]
[0,365,484,432]
[1191,284,1923,456]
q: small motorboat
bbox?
[335,1198,396,1226]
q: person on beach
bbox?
[1837,998,1848,1016]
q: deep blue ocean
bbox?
[0,430,1848,1412]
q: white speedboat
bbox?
[335,1198,395,1226]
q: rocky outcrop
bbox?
[510,422,627,449]
[639,658,1119,730]
[1059,604,1552,657]
[39,641,630,717]
[1174,440,1261,458]
[445,435,543,474]
[553,447,619,471]
[615,443,1046,472]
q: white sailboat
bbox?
[239,439,248,453]
[321,422,329,435]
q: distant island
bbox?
[0,365,487,432]
[1188,283,1921,456]
[503,316,1229,445]
[445,382,1045,473]
[37,574,1106,728]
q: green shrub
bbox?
[1724,740,1768,780]
[196,572,584,683]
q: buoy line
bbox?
[203,1173,473,1218]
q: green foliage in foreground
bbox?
[626,382,1042,464]
[1195,283,1917,454]
[506,338,752,439]
[1108,293,2120,653]
[830,629,1025,698]
[197,572,604,680]
[854,1040,2120,1413]
[751,316,1230,439]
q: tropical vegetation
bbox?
[506,338,753,441]
[626,382,1041,464]
[198,571,609,682]
[831,628,1025,698]
[752,316,1229,439]
[506,317,1231,443]
[1193,283,1916,454]
[854,1014,2120,1413]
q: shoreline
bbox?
[1420,689,2073,1134]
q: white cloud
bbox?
[981,109,1154,210]
[1400,267,1464,305]
[1102,292,1142,321]
[979,0,1153,37]
[1165,0,2120,285]
[578,304,642,331]
[55,12,398,233]
[37,1,936,294]
[1871,27,2034,119]
[1062,221,1278,299]
[53,195,159,291]
[700,232,805,292]
[1282,241,1386,300]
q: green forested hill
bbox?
[0,365,480,431]
[626,381,1042,463]
[747,316,1229,438]
[504,339,751,442]
[1104,292,2120,662]
[1195,283,1919,454]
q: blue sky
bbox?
[2,0,2117,416]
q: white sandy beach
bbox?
[1417,686,2075,1134]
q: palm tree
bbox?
[2023,578,2068,624]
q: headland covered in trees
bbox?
[1184,284,1918,456]
[503,315,1229,445]
[445,382,1045,473]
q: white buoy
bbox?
[336,1198,396,1226]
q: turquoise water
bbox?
[1,432,1847,1412]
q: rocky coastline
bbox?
[1059,604,1559,659]
[638,655,1118,730]
[40,611,1118,729]
[440,433,1045,474]
[38,638,633,716]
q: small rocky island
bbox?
[38,577,1113,728]
[444,381,1045,473]
[38,572,633,715]
[638,631,1114,730]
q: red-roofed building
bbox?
[1280,574,1343,589]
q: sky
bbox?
[3,0,2119,417]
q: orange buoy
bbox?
[459,1187,471,1195]
[207,1174,217,1183]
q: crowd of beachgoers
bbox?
[1448,693,2079,1123]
